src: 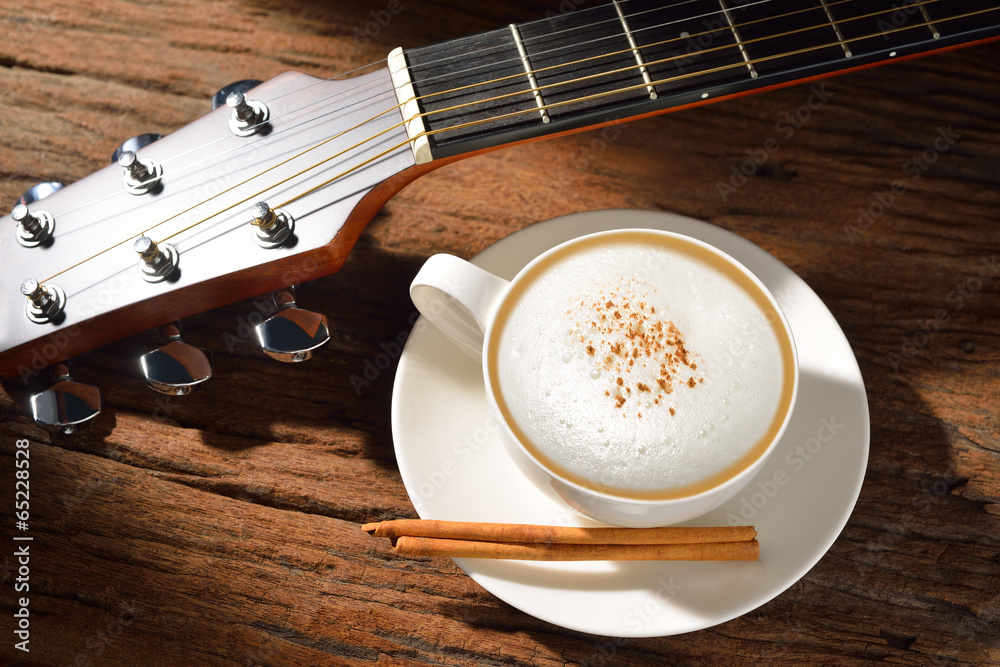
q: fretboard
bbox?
[402,0,1000,159]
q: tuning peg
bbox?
[19,181,64,206]
[226,90,269,137]
[211,79,263,111]
[249,201,294,248]
[255,288,330,362]
[12,204,56,248]
[140,323,213,395]
[118,150,163,195]
[30,363,101,434]
[111,133,163,165]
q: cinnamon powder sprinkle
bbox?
[567,282,701,417]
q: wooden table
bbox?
[1,2,998,665]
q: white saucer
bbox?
[390,210,870,637]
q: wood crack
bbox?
[0,55,76,76]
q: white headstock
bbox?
[1,67,415,387]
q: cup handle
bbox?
[410,254,510,358]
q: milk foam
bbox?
[493,235,788,497]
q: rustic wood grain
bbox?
[1,1,999,665]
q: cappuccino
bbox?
[488,231,795,500]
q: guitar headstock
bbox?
[1,67,416,427]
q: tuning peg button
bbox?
[226,90,269,136]
[140,323,213,395]
[249,201,294,248]
[134,236,179,282]
[21,278,66,324]
[255,288,330,362]
[119,150,163,195]
[30,364,101,434]
[12,203,55,247]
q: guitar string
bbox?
[35,1,986,285]
[34,0,852,281]
[33,0,828,230]
[31,0,866,237]
[31,0,777,229]
[268,6,993,214]
[155,0,866,221]
[173,0,969,218]
[161,2,989,245]
[37,0,979,283]
[29,0,772,236]
[152,0,922,244]
[22,1,728,239]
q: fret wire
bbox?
[718,0,759,79]
[205,0,847,186]
[819,0,852,58]
[400,0,973,114]
[612,0,657,100]
[918,3,941,39]
[400,0,969,130]
[158,2,781,248]
[39,1,997,285]
[399,0,909,101]
[509,23,550,124]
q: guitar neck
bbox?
[402,0,1000,159]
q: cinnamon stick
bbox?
[362,519,756,545]
[393,536,760,561]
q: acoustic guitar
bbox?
[2,0,998,430]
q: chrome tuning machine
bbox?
[249,201,293,248]
[21,278,66,324]
[14,182,62,247]
[226,90,270,137]
[30,363,101,434]
[255,288,330,362]
[12,204,56,248]
[140,323,213,395]
[119,150,163,195]
[134,236,179,283]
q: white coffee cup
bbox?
[410,229,798,527]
